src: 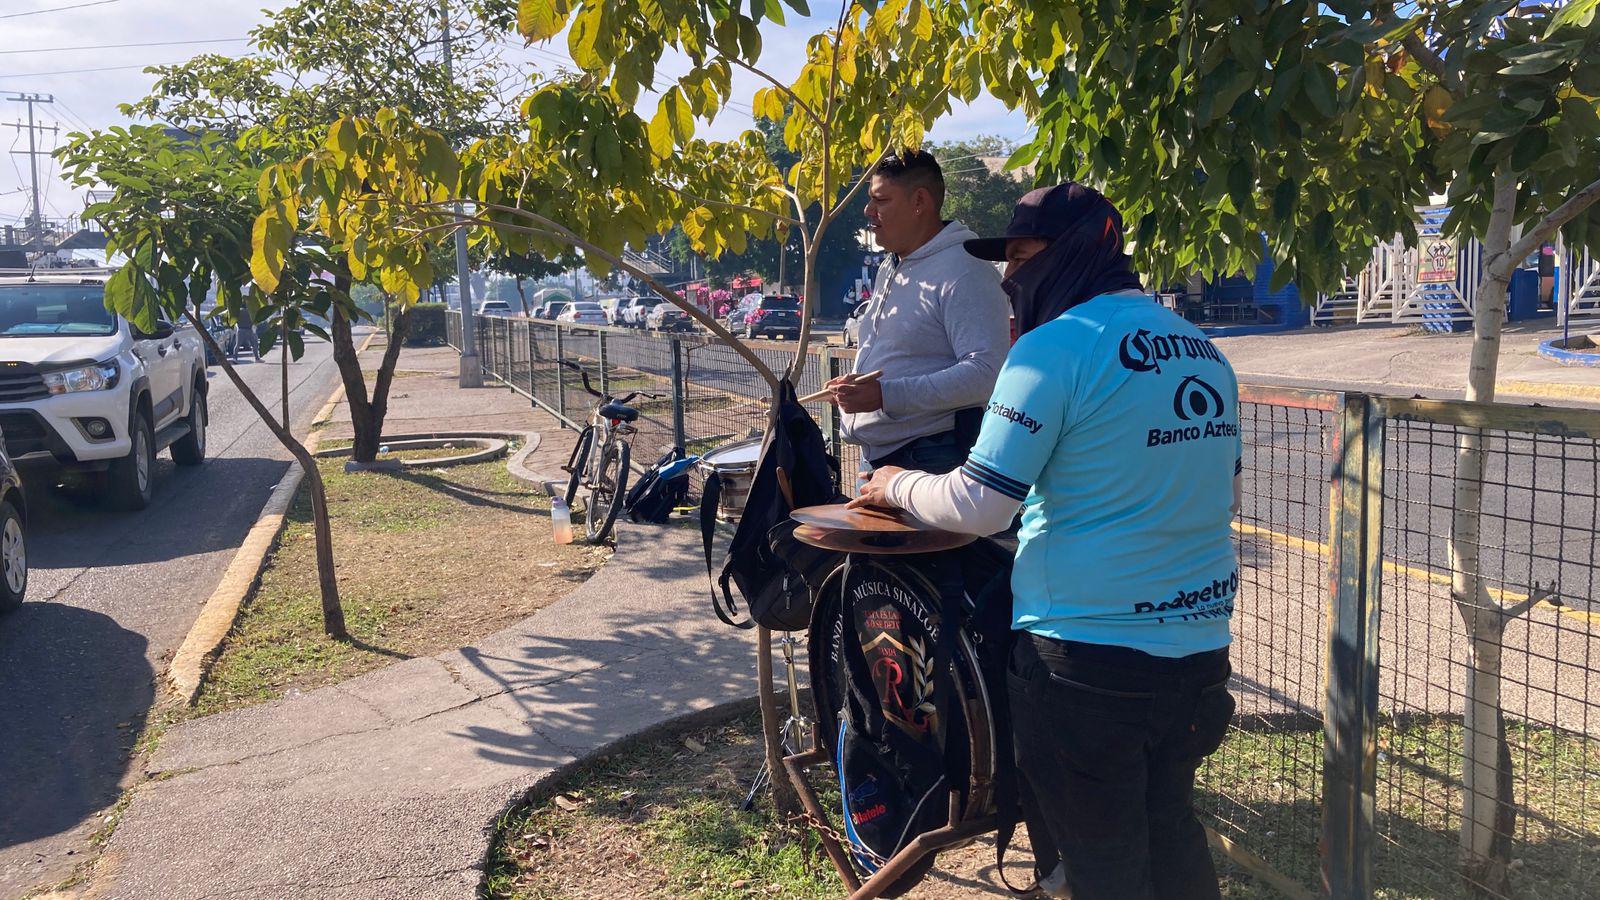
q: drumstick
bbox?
[775,466,796,507]
[798,369,883,404]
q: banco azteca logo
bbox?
[1173,375,1225,421]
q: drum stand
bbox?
[741,633,813,810]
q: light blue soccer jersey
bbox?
[961,292,1240,658]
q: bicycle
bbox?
[559,360,663,543]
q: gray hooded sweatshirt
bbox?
[842,220,1011,461]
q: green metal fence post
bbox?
[598,329,610,397]
[554,323,567,422]
[1322,392,1385,900]
[671,337,687,450]
[531,318,544,398]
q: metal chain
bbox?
[785,811,888,867]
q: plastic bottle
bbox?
[550,497,574,544]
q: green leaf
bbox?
[518,0,569,42]
[1548,0,1599,35]
[1302,64,1338,118]
[1271,177,1297,222]
[286,328,305,360]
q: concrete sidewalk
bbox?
[83,340,756,899]
[1215,321,1599,406]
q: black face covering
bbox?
[1002,205,1143,336]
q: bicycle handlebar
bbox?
[558,360,664,406]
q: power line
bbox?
[0,0,122,20]
[0,38,249,56]
[0,63,156,80]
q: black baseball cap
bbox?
[963,182,1121,261]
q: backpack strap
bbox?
[700,473,754,629]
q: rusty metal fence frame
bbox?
[448,312,1600,898]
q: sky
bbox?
[0,0,1030,233]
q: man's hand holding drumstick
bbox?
[802,369,885,413]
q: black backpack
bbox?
[700,379,842,631]
[625,447,693,524]
[808,539,1031,897]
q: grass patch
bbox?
[485,711,842,900]
[486,712,1600,899]
[194,456,608,717]
[1198,716,1600,898]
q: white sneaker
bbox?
[1034,863,1070,898]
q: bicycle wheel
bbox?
[563,425,594,510]
[585,440,630,542]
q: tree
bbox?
[488,249,580,315]
[57,125,350,639]
[124,0,518,462]
[971,0,1600,891]
[930,136,1025,241]
[250,0,965,823]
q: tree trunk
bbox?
[281,328,289,429]
[515,275,530,317]
[1451,168,1518,896]
[368,305,412,444]
[756,625,802,818]
[329,295,381,463]
[182,307,347,639]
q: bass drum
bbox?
[806,552,997,896]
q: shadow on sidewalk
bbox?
[450,528,751,771]
[0,604,152,851]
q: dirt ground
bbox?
[195,453,609,715]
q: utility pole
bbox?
[439,2,481,387]
[5,92,57,246]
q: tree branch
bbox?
[1496,175,1600,278]
[1400,26,1461,95]
[406,205,781,389]
[661,184,803,227]
[718,52,824,130]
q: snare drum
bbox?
[698,437,763,522]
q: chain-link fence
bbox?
[451,312,1600,898]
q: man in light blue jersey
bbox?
[852,183,1241,899]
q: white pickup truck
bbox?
[0,272,209,510]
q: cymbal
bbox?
[791,503,926,533]
[790,504,978,554]
[791,523,977,554]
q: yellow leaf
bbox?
[518,0,569,43]
[648,106,674,159]
[250,210,289,295]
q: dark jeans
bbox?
[868,429,967,475]
[1007,632,1234,900]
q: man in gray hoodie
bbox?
[826,151,1011,474]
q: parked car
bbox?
[197,304,238,363]
[557,301,609,326]
[724,295,760,337]
[843,303,865,347]
[617,296,656,328]
[476,299,514,317]
[534,300,570,320]
[0,436,26,613]
[646,303,694,332]
[743,294,802,340]
[0,272,210,510]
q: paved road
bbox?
[0,335,350,898]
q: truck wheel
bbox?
[171,379,207,466]
[109,410,155,511]
[0,500,25,612]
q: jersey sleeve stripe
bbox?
[962,460,1030,501]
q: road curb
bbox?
[1495,378,1600,404]
[164,330,375,705]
